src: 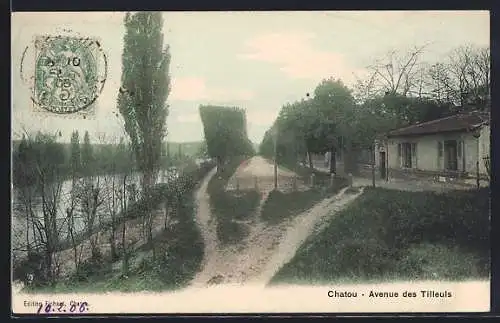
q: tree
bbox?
[118,11,171,194]
[12,134,37,258]
[355,45,428,100]
[28,132,67,285]
[428,45,490,111]
[81,131,93,177]
[310,78,359,173]
[199,105,254,173]
[66,130,83,271]
[70,131,81,177]
[114,136,136,274]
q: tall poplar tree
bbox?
[70,131,81,177]
[118,12,171,193]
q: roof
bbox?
[386,111,490,138]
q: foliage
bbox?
[199,105,255,169]
[271,187,490,284]
[118,11,171,191]
[69,131,81,177]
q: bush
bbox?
[271,187,490,284]
[261,190,323,225]
[261,177,348,225]
[70,252,111,283]
[12,252,47,287]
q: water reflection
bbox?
[11,169,179,259]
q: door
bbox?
[444,140,458,171]
[379,151,386,179]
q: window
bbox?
[399,142,416,168]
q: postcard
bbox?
[11,10,491,315]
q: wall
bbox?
[480,124,490,174]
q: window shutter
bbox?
[397,143,402,167]
[411,143,417,168]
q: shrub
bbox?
[261,177,348,225]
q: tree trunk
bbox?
[25,202,30,254]
[308,152,313,170]
[329,149,336,174]
[164,203,169,230]
[44,249,53,285]
[110,180,118,261]
[148,214,155,260]
[121,221,128,276]
[109,225,117,261]
[216,156,225,174]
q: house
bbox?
[374,111,490,183]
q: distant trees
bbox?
[118,11,171,194]
[199,105,255,172]
[428,45,490,110]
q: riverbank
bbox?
[14,162,215,293]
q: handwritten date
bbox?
[36,301,89,314]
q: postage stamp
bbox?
[21,35,107,114]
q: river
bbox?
[11,169,179,261]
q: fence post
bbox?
[330,173,335,188]
[254,176,259,191]
[347,173,353,188]
[310,173,315,188]
[292,175,298,191]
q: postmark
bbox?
[20,35,107,114]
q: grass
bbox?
[261,178,347,225]
[206,156,260,245]
[270,187,490,285]
[20,163,214,293]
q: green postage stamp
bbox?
[25,35,107,114]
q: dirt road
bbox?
[226,156,308,193]
[190,157,366,288]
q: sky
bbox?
[11,11,490,144]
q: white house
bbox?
[374,111,490,183]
